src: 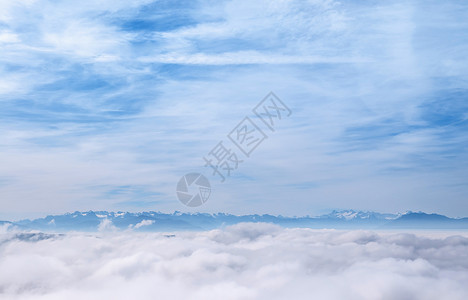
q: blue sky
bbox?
[0,0,467,219]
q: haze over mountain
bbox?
[3,210,468,232]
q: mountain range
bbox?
[1,210,468,232]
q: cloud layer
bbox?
[1,224,468,299]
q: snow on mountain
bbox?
[322,210,400,220]
[2,210,467,232]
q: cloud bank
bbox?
[1,224,468,299]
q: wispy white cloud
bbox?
[139,52,369,65]
[131,219,155,229]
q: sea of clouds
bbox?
[1,223,468,299]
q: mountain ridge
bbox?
[2,210,468,232]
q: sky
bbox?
[0,0,468,219]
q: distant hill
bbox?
[1,210,468,232]
[385,212,468,229]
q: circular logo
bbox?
[176,173,211,207]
